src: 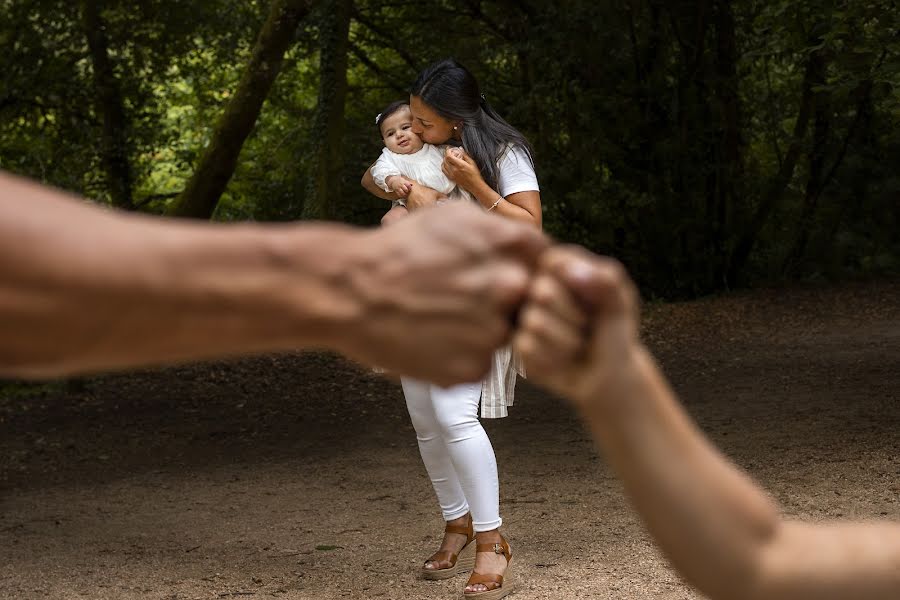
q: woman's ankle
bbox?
[447,514,470,527]
[474,528,502,543]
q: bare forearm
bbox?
[580,346,781,599]
[361,167,399,201]
[582,347,900,599]
[520,246,900,599]
[754,521,900,600]
[470,181,540,227]
[0,172,362,377]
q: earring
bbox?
[453,126,458,131]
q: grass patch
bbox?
[0,380,66,400]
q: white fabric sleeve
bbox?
[496,145,539,197]
[370,148,402,192]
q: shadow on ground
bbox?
[1,281,898,599]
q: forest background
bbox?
[2,0,898,299]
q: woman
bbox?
[362,58,541,599]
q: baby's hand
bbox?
[514,246,641,408]
[442,147,480,189]
[386,175,415,198]
[446,146,465,160]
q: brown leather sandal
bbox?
[463,536,513,599]
[421,514,476,580]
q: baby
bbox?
[370,101,466,226]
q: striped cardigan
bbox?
[480,345,525,419]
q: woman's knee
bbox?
[432,404,481,440]
[415,381,482,440]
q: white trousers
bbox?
[401,377,502,532]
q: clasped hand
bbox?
[341,203,641,409]
[441,147,482,192]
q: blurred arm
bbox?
[1,172,550,385]
[581,346,900,600]
[519,248,900,600]
[0,171,364,377]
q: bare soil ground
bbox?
[1,281,898,600]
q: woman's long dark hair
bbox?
[410,58,534,191]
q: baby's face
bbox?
[381,107,424,155]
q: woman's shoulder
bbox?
[495,142,539,195]
[497,143,534,170]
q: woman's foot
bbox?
[464,529,513,597]
[421,514,476,579]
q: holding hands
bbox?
[339,203,549,385]
[352,202,646,393]
[356,197,649,404]
[10,169,897,599]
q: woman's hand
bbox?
[405,184,444,211]
[442,148,484,192]
[361,165,399,201]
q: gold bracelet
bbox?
[487,196,504,211]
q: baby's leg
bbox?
[381,203,409,227]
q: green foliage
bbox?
[0,379,65,400]
[0,0,897,298]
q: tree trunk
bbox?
[302,0,352,221]
[783,48,830,275]
[166,0,314,219]
[727,47,820,283]
[80,0,133,210]
[712,0,742,286]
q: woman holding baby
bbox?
[362,57,540,599]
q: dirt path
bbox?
[1,281,898,600]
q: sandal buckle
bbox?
[492,543,503,554]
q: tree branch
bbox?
[134,192,180,209]
[166,0,315,219]
[350,6,420,73]
[347,41,409,95]
[728,48,819,282]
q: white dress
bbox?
[371,143,452,194]
[370,144,472,204]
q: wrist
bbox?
[473,183,499,209]
[257,224,367,351]
[574,342,654,420]
[53,219,355,370]
[143,222,366,357]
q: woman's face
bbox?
[409,95,458,145]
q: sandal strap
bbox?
[425,549,457,566]
[466,572,503,590]
[425,516,476,569]
[445,524,470,536]
[445,514,474,538]
[475,539,511,562]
